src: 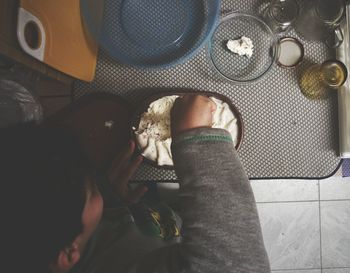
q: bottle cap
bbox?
[277,37,304,68]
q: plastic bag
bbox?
[0,77,42,128]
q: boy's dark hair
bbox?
[0,123,91,273]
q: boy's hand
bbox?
[108,141,147,204]
[171,95,216,138]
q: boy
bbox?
[1,95,270,273]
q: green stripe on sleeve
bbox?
[173,135,232,145]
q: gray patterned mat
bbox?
[74,0,341,180]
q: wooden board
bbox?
[18,0,98,82]
[0,0,74,85]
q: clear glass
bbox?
[294,0,344,48]
[263,0,299,34]
[208,12,278,84]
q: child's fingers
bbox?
[118,155,143,187]
[109,141,135,182]
[128,185,148,204]
[208,98,217,113]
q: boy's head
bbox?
[1,123,103,273]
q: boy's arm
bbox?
[138,95,270,273]
[170,127,270,273]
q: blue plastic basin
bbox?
[81,0,220,69]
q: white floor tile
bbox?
[319,177,350,200]
[257,202,321,270]
[322,269,350,273]
[321,201,350,267]
[272,269,321,273]
[251,180,319,202]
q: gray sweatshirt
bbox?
[73,128,271,273]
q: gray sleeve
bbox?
[169,128,270,273]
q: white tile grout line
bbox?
[271,268,322,271]
[319,199,350,202]
[322,266,350,269]
[256,199,350,204]
[256,200,319,204]
[318,180,323,270]
[255,181,350,271]
[270,266,350,272]
[271,266,350,272]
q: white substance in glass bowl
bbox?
[135,96,239,166]
[227,36,254,58]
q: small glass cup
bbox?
[294,0,344,48]
[263,0,299,34]
[299,60,348,100]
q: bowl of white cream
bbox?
[131,91,244,168]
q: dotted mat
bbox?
[74,0,341,180]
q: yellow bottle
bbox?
[299,60,347,99]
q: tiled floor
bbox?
[250,177,350,273]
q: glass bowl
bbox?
[208,12,278,83]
